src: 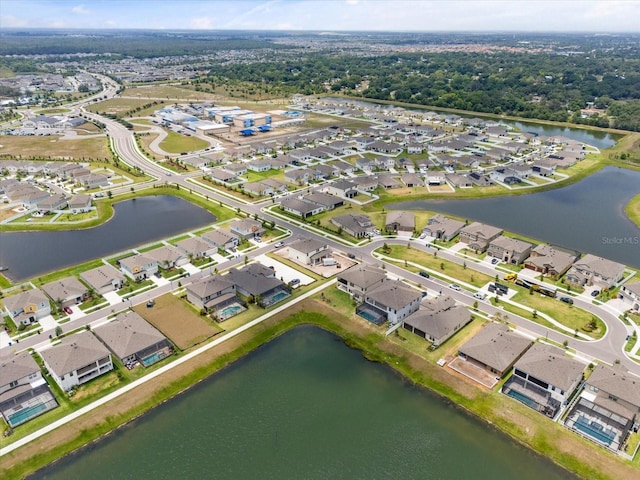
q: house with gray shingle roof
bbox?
[458,322,532,377]
[3,289,51,326]
[422,214,465,242]
[331,213,375,238]
[363,280,422,325]
[41,276,89,308]
[566,364,640,451]
[201,229,239,251]
[68,194,92,213]
[0,351,58,427]
[618,282,640,311]
[337,264,387,301]
[94,311,172,367]
[565,254,626,289]
[119,253,158,281]
[403,295,472,347]
[487,235,534,265]
[40,331,113,391]
[523,245,578,279]
[80,264,125,294]
[227,263,289,306]
[175,237,217,259]
[186,275,237,311]
[459,222,503,252]
[280,197,324,219]
[287,237,331,266]
[146,244,189,268]
[230,218,265,239]
[503,343,584,418]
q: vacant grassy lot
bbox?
[159,130,209,154]
[511,289,606,339]
[380,245,494,288]
[134,293,222,349]
[124,85,218,101]
[85,98,154,118]
[0,136,110,160]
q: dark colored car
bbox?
[347,253,356,259]
[559,297,574,305]
[419,271,430,278]
[63,306,73,315]
[491,258,499,265]
[591,290,600,297]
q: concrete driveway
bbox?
[254,254,314,286]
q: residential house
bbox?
[209,168,238,183]
[377,174,403,189]
[80,173,109,189]
[35,194,67,213]
[355,157,375,172]
[186,275,237,311]
[330,160,355,175]
[280,197,324,219]
[565,254,626,289]
[355,136,376,149]
[457,322,532,378]
[469,172,493,187]
[175,237,217,259]
[523,245,578,279]
[223,163,248,176]
[230,218,265,239]
[503,343,584,418]
[242,181,274,197]
[459,222,503,252]
[487,235,534,265]
[426,171,446,185]
[422,214,465,242]
[40,331,114,392]
[360,280,422,325]
[331,214,375,238]
[618,282,640,311]
[303,192,344,210]
[401,173,424,188]
[3,289,51,326]
[446,173,473,188]
[94,311,173,367]
[0,351,58,427]
[226,263,289,306]
[147,244,190,268]
[41,276,89,309]
[80,265,125,295]
[385,211,415,232]
[284,169,310,185]
[337,264,387,301]
[119,254,159,281]
[201,229,240,251]
[67,194,92,213]
[286,238,331,266]
[325,180,358,199]
[403,295,472,347]
[351,176,378,192]
[260,178,288,194]
[566,364,640,451]
[247,158,272,172]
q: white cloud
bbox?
[71,4,90,15]
[190,16,214,29]
[0,14,28,27]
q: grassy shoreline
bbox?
[626,193,640,228]
[1,300,637,480]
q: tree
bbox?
[107,190,113,199]
[532,309,537,319]
[440,262,445,270]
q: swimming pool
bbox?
[573,415,616,446]
[505,389,539,410]
[8,402,49,427]
[358,309,385,325]
[141,351,166,367]
[220,305,243,318]
[266,291,289,305]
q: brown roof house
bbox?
[523,245,578,279]
[565,254,626,289]
[458,322,532,378]
[80,264,125,295]
[403,295,472,347]
[565,364,640,451]
[41,276,89,309]
[502,343,584,418]
[337,264,387,301]
[385,211,415,233]
[459,222,503,252]
[186,275,239,313]
[119,253,159,281]
[40,331,114,392]
[3,288,51,326]
[331,214,375,238]
[358,280,422,325]
[230,218,265,239]
[94,311,173,368]
[146,244,189,269]
[422,214,465,242]
[487,235,534,265]
[0,351,58,427]
[226,263,290,307]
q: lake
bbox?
[389,167,640,269]
[0,195,217,282]
[32,326,577,480]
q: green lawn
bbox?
[117,279,155,297]
[379,245,494,288]
[158,130,208,154]
[511,290,606,339]
[245,169,286,183]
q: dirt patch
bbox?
[134,293,221,349]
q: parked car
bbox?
[419,271,430,278]
[347,253,356,259]
[591,290,600,297]
[449,284,461,291]
[559,296,574,305]
[274,241,285,248]
[473,292,486,300]
[63,306,73,315]
[289,278,301,287]
[491,258,499,265]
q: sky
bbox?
[1,0,639,33]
